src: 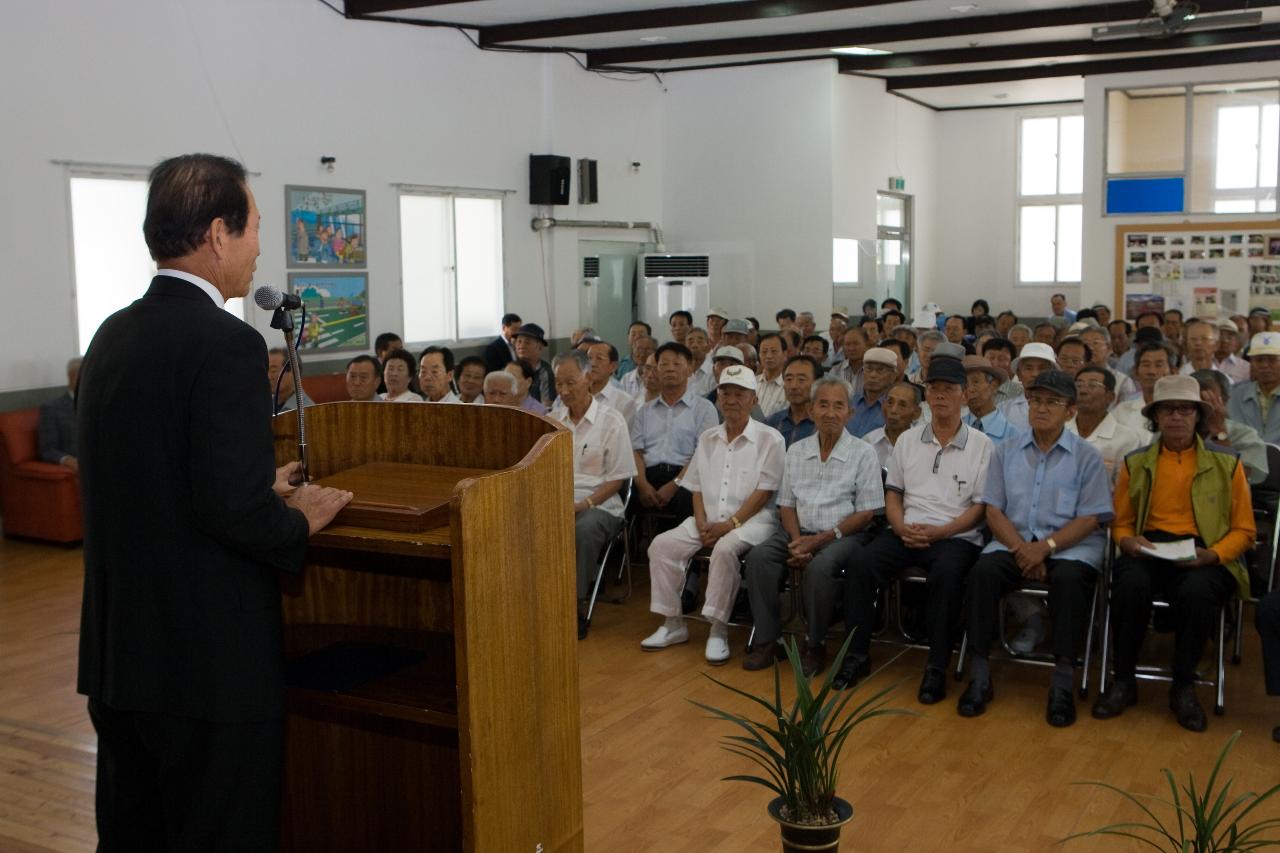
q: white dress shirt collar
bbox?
[156,268,225,307]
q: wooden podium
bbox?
[271,401,583,853]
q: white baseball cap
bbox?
[1013,342,1058,371]
[718,363,758,391]
[1250,332,1280,357]
[912,310,937,328]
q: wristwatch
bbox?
[1046,537,1058,555]
[1214,430,1228,442]
[832,526,843,540]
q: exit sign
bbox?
[887,176,905,191]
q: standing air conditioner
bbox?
[638,253,711,335]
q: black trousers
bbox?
[1258,588,1280,697]
[89,698,283,853]
[844,530,980,670]
[1109,556,1235,686]
[965,551,1096,663]
[643,464,693,522]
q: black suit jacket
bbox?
[77,276,309,723]
[483,335,513,373]
[37,392,76,463]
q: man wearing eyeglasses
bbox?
[1094,375,1255,732]
[957,371,1113,727]
[832,354,992,703]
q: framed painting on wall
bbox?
[286,186,366,267]
[287,272,369,352]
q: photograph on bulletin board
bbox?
[287,272,369,352]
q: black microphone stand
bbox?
[271,305,310,483]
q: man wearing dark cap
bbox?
[833,353,993,704]
[513,322,556,404]
[957,371,1113,727]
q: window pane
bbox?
[400,195,452,343]
[1216,105,1260,190]
[1262,103,1278,188]
[1058,115,1084,195]
[1261,198,1277,212]
[70,177,156,354]
[833,238,859,283]
[876,194,903,228]
[1019,206,1056,282]
[1213,198,1257,213]
[453,197,504,340]
[1020,117,1059,196]
[1056,204,1082,283]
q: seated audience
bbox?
[484,313,521,372]
[1000,342,1057,430]
[419,346,459,403]
[620,335,657,399]
[639,353,660,402]
[823,312,848,363]
[686,327,714,396]
[962,355,1016,443]
[830,327,867,395]
[802,335,829,364]
[38,356,81,471]
[764,355,820,447]
[1055,336,1091,380]
[454,356,487,404]
[1179,318,1221,381]
[344,354,382,402]
[268,347,316,414]
[1078,326,1138,403]
[907,330,944,384]
[1094,375,1255,732]
[1213,317,1250,384]
[995,311,1017,336]
[980,338,1020,405]
[617,320,653,377]
[505,359,547,415]
[1007,323,1033,355]
[775,308,797,333]
[1228,332,1280,443]
[1192,369,1267,485]
[744,376,884,674]
[847,347,897,438]
[1248,306,1271,339]
[1050,293,1076,323]
[641,365,785,664]
[482,370,518,406]
[959,370,1112,727]
[796,311,817,339]
[1113,340,1177,434]
[379,349,424,403]
[706,309,727,350]
[513,323,555,404]
[756,332,788,418]
[583,341,639,423]
[882,309,905,335]
[862,381,922,468]
[1066,366,1145,483]
[550,350,637,640]
[374,332,403,364]
[669,310,693,345]
[1163,309,1186,354]
[835,355,993,703]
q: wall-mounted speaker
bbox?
[578,158,598,205]
[529,154,571,205]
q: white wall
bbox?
[0,0,665,392]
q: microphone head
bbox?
[254,285,284,310]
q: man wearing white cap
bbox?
[1213,317,1250,384]
[999,342,1057,431]
[706,308,728,351]
[847,347,897,437]
[1228,331,1280,443]
[642,364,786,664]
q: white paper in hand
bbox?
[1140,539,1198,562]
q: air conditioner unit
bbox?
[638,253,711,335]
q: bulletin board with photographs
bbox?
[1114,219,1280,322]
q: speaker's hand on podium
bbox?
[273,461,304,495]
[288,483,354,535]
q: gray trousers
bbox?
[575,508,623,600]
[743,529,862,648]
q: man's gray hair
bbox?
[1009,323,1034,338]
[483,370,517,393]
[919,330,945,346]
[688,325,708,336]
[552,349,592,375]
[67,356,83,373]
[1191,368,1231,403]
[810,375,852,403]
[798,311,815,320]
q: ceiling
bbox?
[337,0,1280,108]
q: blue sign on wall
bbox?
[1106,177,1184,214]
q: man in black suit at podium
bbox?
[77,153,352,853]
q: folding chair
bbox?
[1235,443,1280,664]
[584,479,633,625]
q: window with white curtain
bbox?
[1016,115,1083,285]
[399,191,504,345]
[1213,103,1279,213]
[69,173,245,354]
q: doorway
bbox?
[876,192,912,314]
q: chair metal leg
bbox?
[586,539,616,623]
[1080,580,1100,700]
[954,631,968,681]
[1215,605,1227,716]
[1232,597,1244,666]
[1098,587,1112,695]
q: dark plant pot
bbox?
[767,796,854,853]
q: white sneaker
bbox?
[1009,610,1045,655]
[641,618,689,651]
[705,623,731,665]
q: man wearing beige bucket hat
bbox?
[1095,375,1256,732]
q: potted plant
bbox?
[1064,730,1280,851]
[690,633,911,853]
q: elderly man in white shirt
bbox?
[582,340,639,424]
[642,364,786,664]
[551,350,637,640]
[756,332,788,418]
[862,381,923,468]
[743,375,884,677]
[1066,365,1148,483]
[1213,318,1251,384]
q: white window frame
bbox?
[1212,102,1279,213]
[1015,113,1083,286]
[397,186,507,347]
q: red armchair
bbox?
[0,409,83,543]
[300,373,348,404]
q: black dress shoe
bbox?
[1170,684,1208,733]
[956,680,993,717]
[578,614,589,640]
[831,654,871,690]
[918,667,947,705]
[1092,679,1138,720]
[1046,686,1077,728]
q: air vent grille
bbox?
[643,255,709,278]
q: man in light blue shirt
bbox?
[958,370,1113,728]
[1227,331,1280,443]
[962,355,1018,445]
[845,347,896,437]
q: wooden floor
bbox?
[2,537,1277,852]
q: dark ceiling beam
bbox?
[585,0,1280,66]
[480,0,919,46]
[344,0,474,16]
[838,22,1280,70]
[878,43,1280,88]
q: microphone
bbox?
[254,285,301,311]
